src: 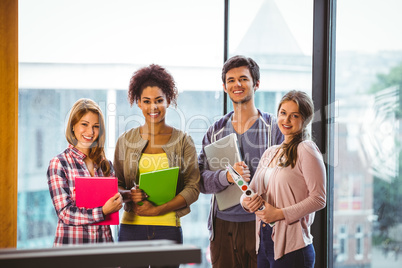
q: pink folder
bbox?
[75,177,119,225]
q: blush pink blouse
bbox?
[243,140,326,260]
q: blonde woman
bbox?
[47,98,122,246]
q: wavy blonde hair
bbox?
[65,98,111,176]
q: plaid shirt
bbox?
[47,144,114,246]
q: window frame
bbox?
[310,0,336,267]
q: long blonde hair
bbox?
[65,98,111,176]
[277,90,314,168]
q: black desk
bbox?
[0,240,201,267]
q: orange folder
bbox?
[75,177,119,225]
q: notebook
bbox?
[139,166,179,206]
[75,177,119,225]
[204,133,244,210]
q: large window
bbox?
[18,2,224,265]
[17,0,402,267]
[18,1,315,267]
[334,0,402,267]
[228,0,313,113]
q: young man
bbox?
[198,55,283,267]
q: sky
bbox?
[336,0,402,53]
[19,0,402,65]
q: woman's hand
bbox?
[130,186,148,203]
[133,200,163,216]
[227,161,251,183]
[255,201,284,224]
[242,194,265,212]
[102,193,123,215]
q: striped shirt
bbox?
[47,144,114,246]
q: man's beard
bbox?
[230,94,252,105]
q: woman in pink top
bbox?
[241,90,326,268]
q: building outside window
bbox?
[355,225,364,260]
[336,225,348,263]
[334,0,402,267]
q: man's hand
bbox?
[226,161,250,183]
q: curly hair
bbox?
[65,98,111,176]
[128,64,178,107]
[277,90,314,168]
[221,55,260,87]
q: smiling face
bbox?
[72,111,100,154]
[223,66,259,105]
[137,86,169,124]
[277,100,304,143]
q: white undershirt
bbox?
[264,167,274,190]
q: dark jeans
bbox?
[257,223,315,268]
[118,224,183,268]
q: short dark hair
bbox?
[128,64,178,107]
[221,55,260,86]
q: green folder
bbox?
[139,166,179,206]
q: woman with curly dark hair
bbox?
[114,64,200,261]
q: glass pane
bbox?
[229,0,313,113]
[18,1,223,266]
[334,0,402,267]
